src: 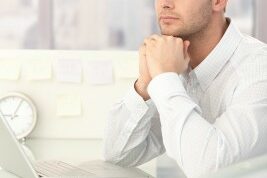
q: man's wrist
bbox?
[134,79,151,101]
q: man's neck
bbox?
[188,16,229,69]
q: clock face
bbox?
[0,93,37,139]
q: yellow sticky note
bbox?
[57,94,82,117]
[24,59,52,80]
[115,58,139,79]
[0,59,20,80]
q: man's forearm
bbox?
[104,86,164,166]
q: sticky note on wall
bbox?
[86,60,113,85]
[0,59,20,80]
[56,94,82,117]
[55,59,82,83]
[115,58,139,79]
[24,59,52,80]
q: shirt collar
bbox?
[188,18,243,91]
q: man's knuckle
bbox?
[176,38,183,43]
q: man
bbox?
[104,0,267,177]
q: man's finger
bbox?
[144,34,161,46]
[149,34,162,41]
[144,38,152,46]
[139,45,146,58]
[183,40,191,60]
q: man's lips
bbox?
[159,16,179,23]
[160,16,179,20]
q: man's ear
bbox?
[212,0,228,12]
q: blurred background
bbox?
[0,0,266,178]
[0,0,258,50]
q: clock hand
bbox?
[3,114,13,117]
[0,109,6,119]
[0,109,12,120]
[0,108,14,121]
[13,99,23,118]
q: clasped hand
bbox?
[140,34,190,79]
[135,34,190,100]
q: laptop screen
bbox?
[0,114,39,178]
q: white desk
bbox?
[203,154,267,178]
[0,171,18,178]
[2,138,267,178]
[0,138,156,178]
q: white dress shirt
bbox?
[103,20,267,178]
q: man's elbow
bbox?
[103,149,129,167]
[103,148,143,168]
[103,148,120,165]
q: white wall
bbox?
[0,50,138,139]
[254,0,267,43]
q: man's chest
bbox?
[184,72,238,124]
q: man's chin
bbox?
[160,27,180,37]
[161,31,180,37]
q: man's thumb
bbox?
[183,40,190,60]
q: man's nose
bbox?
[160,0,175,9]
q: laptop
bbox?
[0,114,152,178]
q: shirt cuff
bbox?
[124,81,157,120]
[147,72,187,103]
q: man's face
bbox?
[155,0,213,39]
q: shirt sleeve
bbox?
[147,72,267,178]
[103,82,165,167]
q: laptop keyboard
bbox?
[34,160,96,177]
